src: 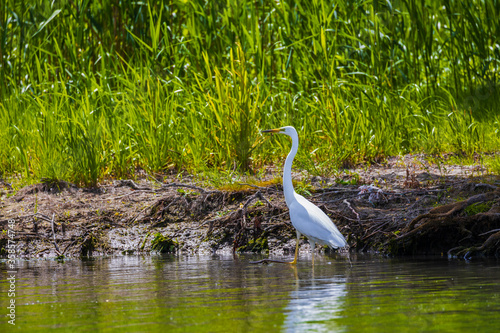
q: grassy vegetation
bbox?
[1,0,499,186]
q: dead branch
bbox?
[50,213,61,255]
[343,199,360,221]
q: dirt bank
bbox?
[1,154,500,259]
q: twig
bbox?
[447,246,465,257]
[127,202,157,225]
[34,213,53,222]
[322,205,381,223]
[243,190,276,209]
[362,221,390,241]
[263,222,290,232]
[33,248,51,256]
[50,213,61,255]
[343,199,360,221]
[478,228,500,237]
[61,237,81,256]
[263,211,289,224]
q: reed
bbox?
[1,0,499,186]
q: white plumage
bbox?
[262,126,347,264]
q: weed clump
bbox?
[237,236,269,253]
[80,231,108,257]
[464,201,494,216]
[151,233,177,253]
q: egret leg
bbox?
[289,231,301,265]
[310,241,316,266]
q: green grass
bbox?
[0,0,499,186]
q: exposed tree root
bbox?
[389,188,500,258]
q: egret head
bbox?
[261,126,297,137]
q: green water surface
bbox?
[1,254,499,332]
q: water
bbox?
[1,254,499,332]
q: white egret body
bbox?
[262,126,347,265]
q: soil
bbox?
[1,154,500,259]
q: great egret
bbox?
[262,126,347,265]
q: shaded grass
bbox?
[1,0,500,186]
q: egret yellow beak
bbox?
[261,128,282,133]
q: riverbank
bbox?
[1,154,499,259]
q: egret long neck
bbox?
[283,132,299,206]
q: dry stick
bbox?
[322,205,378,223]
[362,221,391,241]
[238,190,276,228]
[61,237,81,256]
[447,246,465,256]
[264,211,289,223]
[243,190,276,209]
[33,248,51,256]
[263,222,289,232]
[203,191,218,204]
[160,196,182,214]
[50,213,61,255]
[32,213,53,222]
[343,199,360,221]
[127,202,158,225]
[234,191,277,228]
[478,228,500,237]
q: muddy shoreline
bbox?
[2,155,500,259]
